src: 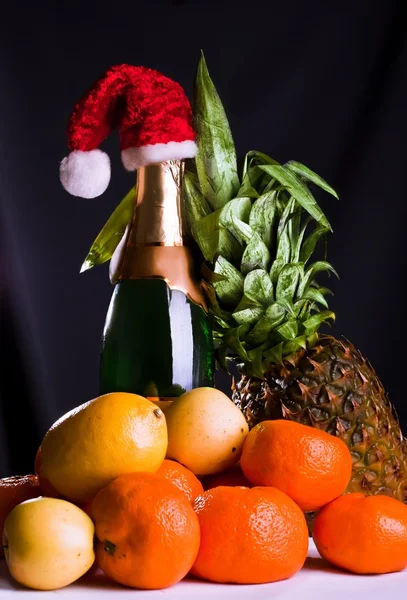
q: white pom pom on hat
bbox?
[60,64,197,199]
[59,150,111,199]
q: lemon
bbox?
[39,393,167,503]
[165,387,249,476]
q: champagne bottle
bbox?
[99,160,215,400]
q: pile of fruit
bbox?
[85,53,407,509]
[1,387,407,591]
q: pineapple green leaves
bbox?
[80,187,135,272]
[259,165,332,230]
[183,53,339,376]
[285,160,339,199]
[193,51,240,208]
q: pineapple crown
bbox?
[183,53,339,377]
[82,52,339,379]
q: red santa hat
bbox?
[59,64,197,199]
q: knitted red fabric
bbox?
[67,64,195,152]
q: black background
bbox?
[1,1,406,477]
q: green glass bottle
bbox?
[99,161,214,400]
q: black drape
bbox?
[1,0,406,476]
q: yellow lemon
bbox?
[165,387,249,476]
[39,393,167,503]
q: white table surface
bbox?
[0,540,405,599]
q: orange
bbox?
[0,476,42,558]
[201,464,252,490]
[240,420,352,511]
[39,393,168,503]
[156,459,204,502]
[92,472,200,589]
[313,493,407,574]
[191,486,308,584]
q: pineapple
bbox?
[233,336,407,502]
[183,54,407,504]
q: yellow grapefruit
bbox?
[39,392,167,503]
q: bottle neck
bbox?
[109,160,207,310]
[132,161,184,246]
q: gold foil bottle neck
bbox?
[110,160,207,310]
[133,160,184,246]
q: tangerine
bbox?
[240,420,352,511]
[191,485,308,584]
[313,493,407,574]
[156,459,203,502]
[92,472,200,589]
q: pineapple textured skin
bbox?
[233,335,407,503]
